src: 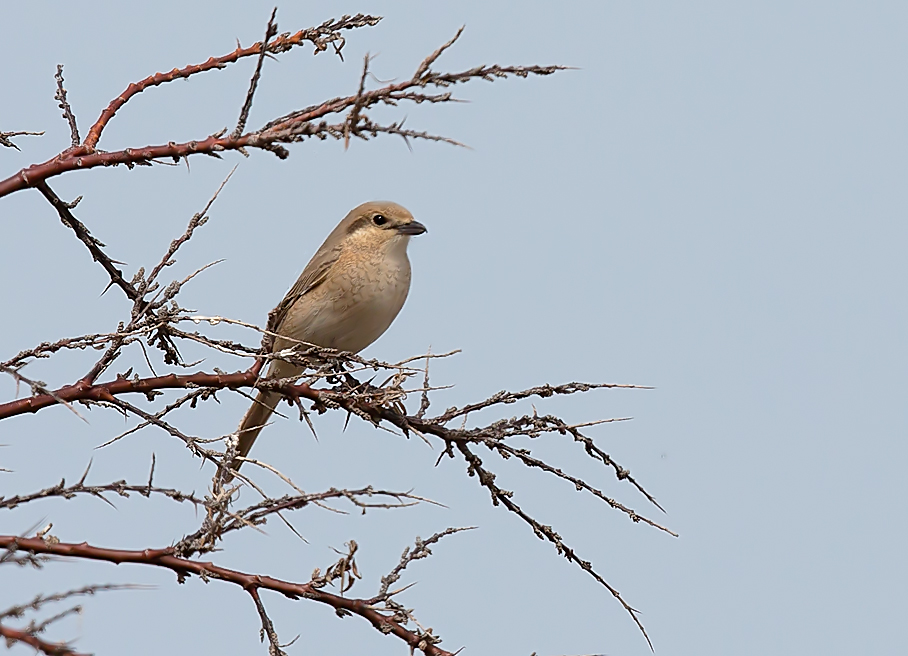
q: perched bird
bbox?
[232,201,426,471]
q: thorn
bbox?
[147,452,156,491]
[78,458,93,485]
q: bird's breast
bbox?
[282,251,412,354]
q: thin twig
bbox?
[54,65,80,148]
[248,587,287,656]
[0,130,44,150]
[0,622,88,656]
[375,527,475,600]
[233,8,279,140]
[35,180,138,300]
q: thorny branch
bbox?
[248,587,288,656]
[375,527,475,601]
[35,180,137,300]
[1,311,667,647]
[174,485,435,559]
[1,167,668,651]
[0,623,89,656]
[0,10,667,656]
[0,19,565,197]
[0,536,457,656]
[0,464,203,512]
[0,584,135,656]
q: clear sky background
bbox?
[2,2,906,655]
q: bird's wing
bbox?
[270,243,343,331]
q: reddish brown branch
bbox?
[0,537,453,656]
[0,361,298,421]
[0,81,417,196]
[0,132,255,197]
[0,622,88,656]
[82,15,380,151]
[0,47,561,198]
[0,16,381,198]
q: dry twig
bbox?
[0,130,44,150]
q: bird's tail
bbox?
[229,360,301,477]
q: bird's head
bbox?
[340,201,426,253]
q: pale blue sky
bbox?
[2,2,906,655]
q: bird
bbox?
[231,201,426,473]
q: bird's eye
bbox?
[372,214,387,226]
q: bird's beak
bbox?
[397,220,427,236]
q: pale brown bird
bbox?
[233,201,426,470]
